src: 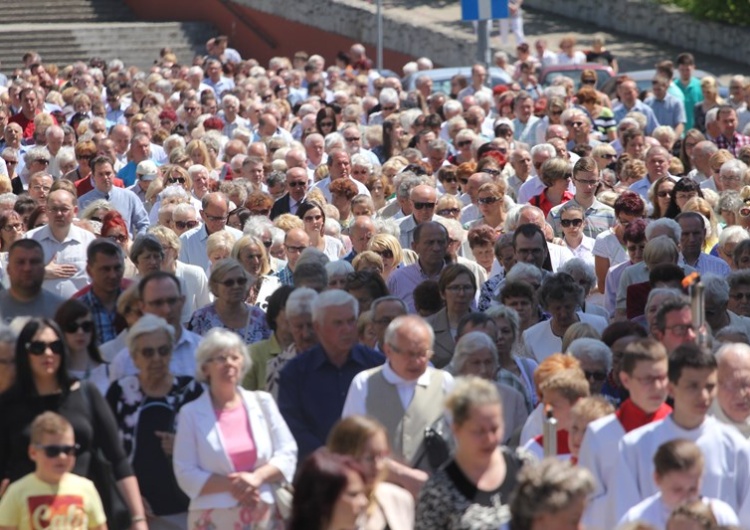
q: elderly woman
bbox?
[351,154,375,185]
[326,260,356,290]
[265,287,319,399]
[297,199,345,260]
[523,272,608,363]
[206,230,237,270]
[149,226,211,324]
[174,328,298,529]
[529,158,574,216]
[81,198,115,223]
[486,304,538,409]
[510,459,594,530]
[565,337,613,395]
[188,258,271,345]
[329,178,359,229]
[426,264,477,368]
[452,331,530,437]
[106,314,203,528]
[327,416,415,530]
[435,193,463,221]
[560,258,607,318]
[130,233,165,278]
[718,190,742,228]
[593,190,645,291]
[232,235,282,311]
[415,377,528,530]
[368,234,406,280]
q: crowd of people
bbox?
[0,30,746,530]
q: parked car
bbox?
[402,66,512,95]
[600,69,729,99]
[539,63,615,91]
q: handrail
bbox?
[218,0,278,49]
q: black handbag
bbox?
[80,383,132,530]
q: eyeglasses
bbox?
[167,177,186,185]
[31,185,51,192]
[457,140,472,148]
[574,178,599,187]
[2,223,23,232]
[320,120,334,127]
[721,175,742,183]
[565,121,584,127]
[175,220,199,230]
[459,178,469,186]
[288,181,307,188]
[26,340,65,355]
[413,202,436,210]
[218,277,249,288]
[373,248,394,259]
[344,136,361,142]
[33,159,50,165]
[437,208,461,217]
[34,444,79,458]
[285,245,306,253]
[387,342,431,360]
[730,292,750,301]
[262,239,273,248]
[599,153,617,159]
[107,234,127,243]
[207,353,243,364]
[584,370,608,382]
[64,321,94,334]
[664,323,695,336]
[483,169,501,177]
[560,218,584,228]
[478,196,501,205]
[139,345,171,359]
[656,190,672,198]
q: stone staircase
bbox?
[0,0,216,70]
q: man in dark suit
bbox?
[271,167,308,219]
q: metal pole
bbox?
[376,0,384,71]
[476,19,490,66]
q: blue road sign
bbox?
[461,0,509,20]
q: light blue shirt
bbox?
[645,93,686,129]
[79,186,150,235]
[613,100,660,135]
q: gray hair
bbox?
[559,258,597,293]
[173,202,197,218]
[445,376,502,426]
[371,296,407,317]
[566,338,613,372]
[243,215,273,238]
[325,259,355,280]
[645,217,681,244]
[350,154,374,175]
[485,305,521,343]
[130,233,164,263]
[159,185,191,203]
[530,143,556,159]
[645,287,684,316]
[0,193,17,210]
[728,269,750,290]
[194,328,251,383]
[383,314,435,350]
[127,314,175,356]
[0,325,17,346]
[379,87,399,106]
[505,262,543,284]
[702,273,730,307]
[312,290,358,324]
[23,146,51,165]
[720,159,748,180]
[285,287,319,319]
[395,173,425,200]
[715,326,750,344]
[453,331,498,374]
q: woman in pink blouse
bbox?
[173,328,297,530]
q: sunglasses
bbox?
[107,234,127,244]
[584,371,608,382]
[437,208,461,217]
[262,240,273,248]
[167,177,186,185]
[560,218,584,228]
[413,202,436,210]
[140,345,171,359]
[175,220,199,230]
[478,196,501,205]
[288,181,307,188]
[457,140,472,148]
[64,321,94,334]
[218,277,249,288]
[656,190,672,198]
[442,176,457,184]
[373,249,394,259]
[27,340,65,356]
[35,444,79,458]
[459,178,469,185]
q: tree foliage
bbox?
[662,0,750,26]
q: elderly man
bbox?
[677,211,730,275]
[690,141,718,186]
[457,64,492,100]
[370,296,408,352]
[110,271,202,381]
[0,239,66,321]
[312,149,370,202]
[278,291,384,459]
[178,192,243,271]
[109,123,132,167]
[220,94,250,138]
[516,143,558,204]
[343,314,453,488]
[397,184,440,249]
[171,203,201,237]
[344,216,376,263]
[270,167,308,219]
[127,160,158,206]
[629,146,674,201]
[26,188,96,298]
[512,92,540,145]
[379,173,423,221]
[204,58,235,97]
[387,221,448,313]
[613,79,660,134]
[368,88,400,126]
[79,156,150,235]
[341,123,379,167]
[713,343,750,438]
[459,172,494,225]
[274,228,311,286]
[507,148,532,199]
[45,125,66,178]
[701,273,750,339]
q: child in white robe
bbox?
[568,396,614,463]
[618,439,739,528]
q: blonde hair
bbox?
[445,376,502,427]
[368,234,404,265]
[273,213,304,232]
[206,231,237,259]
[540,368,590,403]
[352,250,384,274]
[232,235,271,276]
[561,322,600,352]
[570,396,614,425]
[31,412,72,444]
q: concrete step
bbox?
[0,0,134,23]
[0,22,215,70]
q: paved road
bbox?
[377,0,744,82]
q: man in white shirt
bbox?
[26,188,96,298]
[179,192,243,271]
[629,146,676,202]
[109,271,201,381]
[613,344,750,523]
[312,150,370,203]
[457,64,493,100]
[343,315,453,475]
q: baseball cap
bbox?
[136,160,158,181]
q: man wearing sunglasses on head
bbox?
[0,239,66,321]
